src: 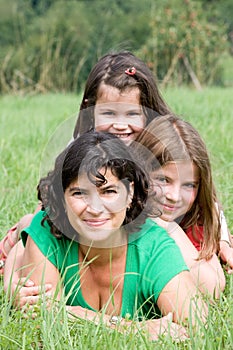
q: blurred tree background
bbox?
[0,0,232,94]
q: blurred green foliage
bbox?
[0,0,232,94]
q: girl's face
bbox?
[151,161,199,222]
[64,168,133,246]
[94,83,146,146]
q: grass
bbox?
[0,88,233,349]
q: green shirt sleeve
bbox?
[124,219,188,318]
[21,210,78,272]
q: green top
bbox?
[22,210,188,319]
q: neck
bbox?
[79,243,127,267]
[78,227,127,249]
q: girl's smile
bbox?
[151,161,199,222]
[94,83,146,145]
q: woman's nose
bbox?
[86,194,104,214]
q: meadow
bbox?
[0,88,233,349]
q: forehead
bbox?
[71,168,120,187]
[96,83,140,105]
[154,161,199,180]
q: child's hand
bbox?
[153,217,179,233]
[10,278,52,309]
[219,241,233,274]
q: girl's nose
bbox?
[112,122,128,130]
[165,186,181,202]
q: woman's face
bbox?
[94,83,146,146]
[151,161,199,222]
[64,168,133,246]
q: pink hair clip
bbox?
[125,67,137,76]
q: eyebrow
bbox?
[152,173,199,183]
[184,180,199,184]
[68,183,119,192]
[100,184,119,190]
[96,105,141,111]
[68,186,82,193]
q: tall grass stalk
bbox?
[0,88,232,348]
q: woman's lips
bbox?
[83,219,109,227]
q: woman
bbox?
[2,50,231,274]
[13,130,206,340]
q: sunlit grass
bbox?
[0,88,232,348]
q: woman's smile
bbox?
[64,168,134,246]
[83,218,110,227]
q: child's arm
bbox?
[218,209,233,273]
[20,236,61,302]
[1,203,42,261]
[153,217,226,298]
[4,240,52,308]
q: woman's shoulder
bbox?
[22,210,68,248]
[128,218,173,249]
[29,209,48,229]
[21,210,77,269]
[127,218,188,280]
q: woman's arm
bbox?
[66,270,206,341]
[66,305,189,341]
[157,270,207,326]
[153,218,226,298]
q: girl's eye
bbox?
[102,111,115,116]
[127,112,141,117]
[154,176,168,184]
[72,190,85,197]
[184,183,198,189]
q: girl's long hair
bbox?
[73,50,171,138]
[136,114,221,259]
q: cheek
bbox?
[94,114,112,131]
[95,123,110,132]
[66,205,77,224]
[65,198,84,218]
[129,118,146,131]
[152,183,165,199]
[186,190,198,209]
[112,208,127,228]
[103,193,129,214]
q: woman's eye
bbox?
[102,189,118,196]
